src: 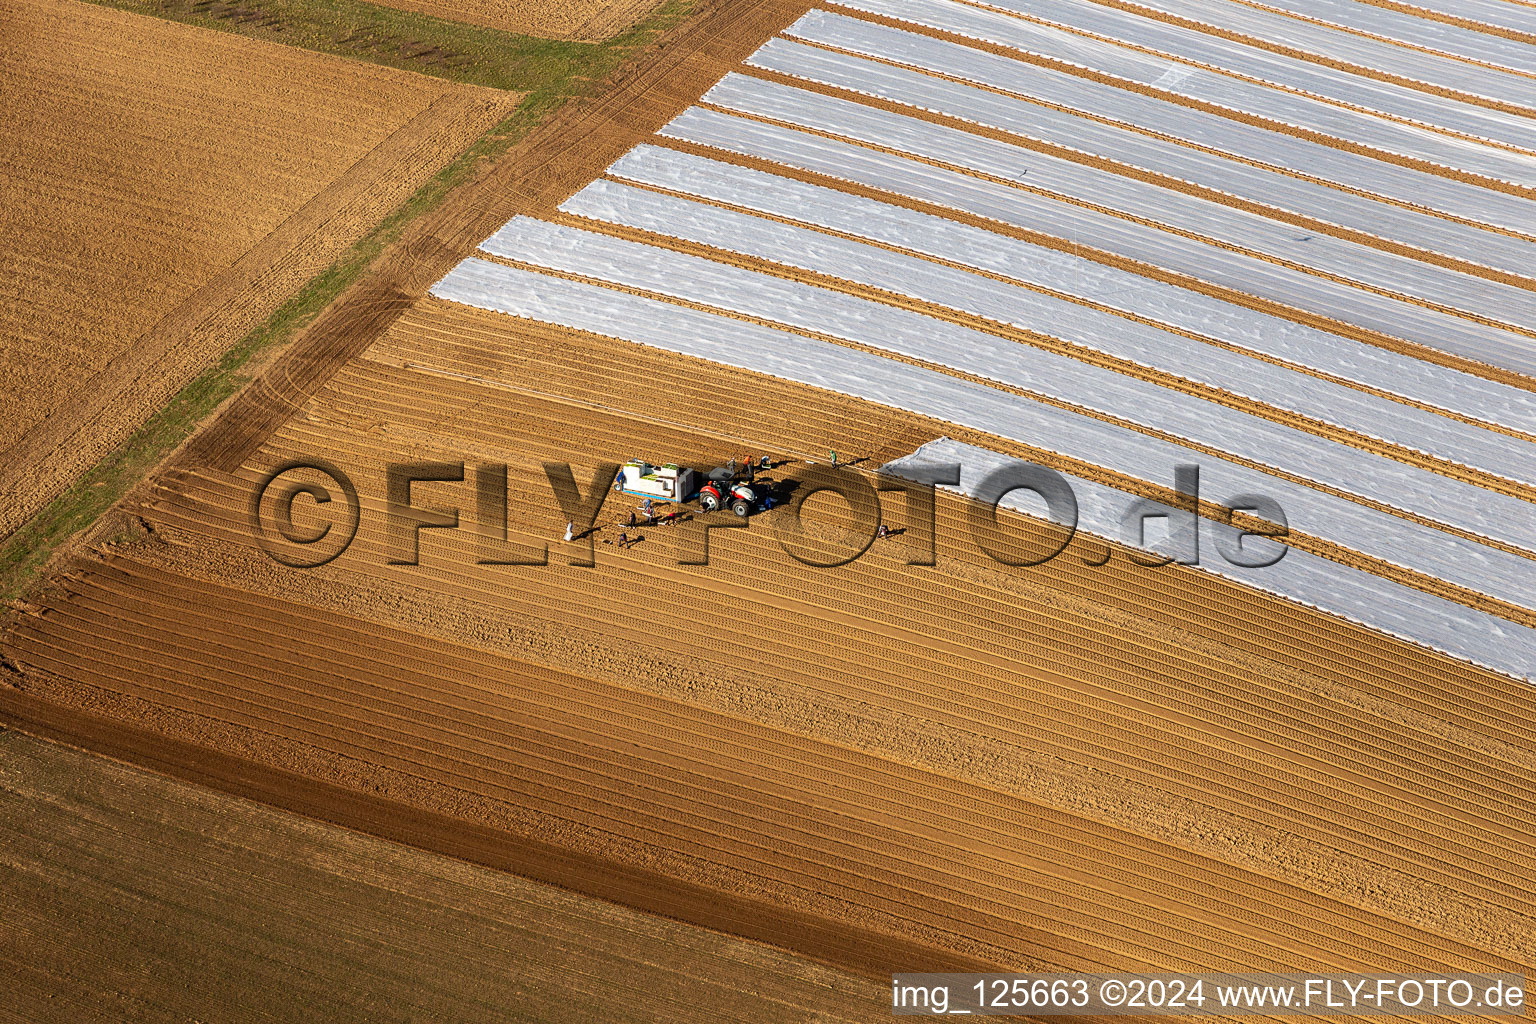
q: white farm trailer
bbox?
[617,461,697,503]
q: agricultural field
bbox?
[365,0,666,39]
[0,0,518,539]
[5,0,1536,1015]
[0,729,884,1022]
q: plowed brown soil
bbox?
[8,299,1536,992]
[0,0,519,538]
[9,546,1534,980]
[365,0,664,39]
[0,729,888,1022]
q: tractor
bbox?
[697,466,757,517]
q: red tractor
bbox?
[697,467,757,517]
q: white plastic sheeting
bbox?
[552,185,1536,491]
[1242,0,1536,75]
[885,437,1536,681]
[700,72,1536,330]
[776,11,1536,268]
[598,145,1536,432]
[434,253,1536,612]
[832,0,1536,173]
[1387,0,1536,38]
[1104,0,1536,98]
[658,104,1536,375]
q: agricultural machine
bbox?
[616,461,695,503]
[617,460,759,517]
[697,467,758,518]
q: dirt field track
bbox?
[365,0,666,39]
[5,0,1536,1009]
[0,0,518,539]
[0,729,885,1022]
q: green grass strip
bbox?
[2,0,695,601]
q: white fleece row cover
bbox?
[1241,0,1536,75]
[776,11,1535,273]
[599,144,1536,435]
[556,181,1536,493]
[832,0,1536,175]
[435,250,1536,616]
[884,437,1536,681]
[659,102,1536,377]
[1386,0,1536,38]
[695,73,1536,334]
[1103,0,1536,95]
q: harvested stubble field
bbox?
[0,0,518,539]
[364,0,665,39]
[0,729,885,1022]
[7,0,1536,1012]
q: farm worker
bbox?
[829,449,838,467]
[746,461,755,483]
[762,494,774,511]
[643,497,653,515]
[878,523,889,540]
[728,458,737,478]
[759,454,771,470]
[563,521,574,542]
[618,532,628,549]
[628,510,637,528]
